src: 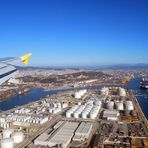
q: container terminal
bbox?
[0,87,147,148]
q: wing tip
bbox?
[20,53,32,65]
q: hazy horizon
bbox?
[0,0,148,66]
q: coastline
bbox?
[130,90,148,125]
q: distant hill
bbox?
[96,64,148,70]
[16,63,148,71]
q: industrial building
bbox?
[34,121,78,147]
[34,121,94,148]
[103,110,120,121]
[72,122,93,142]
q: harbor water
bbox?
[0,78,147,119]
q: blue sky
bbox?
[0,0,147,66]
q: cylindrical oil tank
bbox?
[116,102,124,110]
[101,87,109,95]
[89,112,97,119]
[12,132,24,144]
[53,103,57,108]
[66,112,71,118]
[75,92,81,99]
[95,100,101,106]
[1,138,14,148]
[106,101,114,110]
[74,112,79,118]
[119,88,126,97]
[3,129,14,139]
[62,103,68,108]
[82,113,87,119]
[125,101,134,110]
[78,102,81,106]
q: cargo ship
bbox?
[140,77,148,89]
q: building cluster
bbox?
[34,121,94,148]
[16,69,83,78]
[0,87,147,148]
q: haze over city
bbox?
[0,0,148,66]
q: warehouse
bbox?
[48,121,79,148]
[103,110,120,121]
[34,121,79,147]
[73,122,93,142]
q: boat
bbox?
[140,77,148,90]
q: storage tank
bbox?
[82,113,87,119]
[78,102,81,106]
[12,132,24,144]
[125,101,134,110]
[62,103,68,108]
[74,112,79,118]
[89,112,97,119]
[118,88,126,97]
[75,89,87,99]
[57,103,61,108]
[66,112,71,118]
[1,138,14,148]
[95,100,101,106]
[116,102,124,110]
[101,87,109,95]
[106,101,114,110]
[75,92,81,99]
[3,129,14,139]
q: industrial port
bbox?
[0,0,148,147]
[0,86,147,148]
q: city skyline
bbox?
[0,0,148,66]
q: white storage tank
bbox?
[82,113,87,119]
[53,103,57,108]
[106,101,114,110]
[78,102,81,106]
[116,102,124,110]
[75,92,81,99]
[90,112,97,119]
[3,129,14,139]
[74,112,79,118]
[62,103,68,108]
[1,138,14,148]
[126,101,134,110]
[66,112,71,118]
[95,100,101,106]
[101,87,109,95]
[119,87,126,97]
[12,132,24,144]
[75,89,87,99]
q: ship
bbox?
[140,77,148,89]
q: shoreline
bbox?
[129,89,148,124]
[0,87,31,103]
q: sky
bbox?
[0,0,147,66]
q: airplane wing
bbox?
[0,53,32,85]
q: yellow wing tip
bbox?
[20,53,32,65]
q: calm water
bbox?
[0,78,147,118]
[125,77,148,119]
